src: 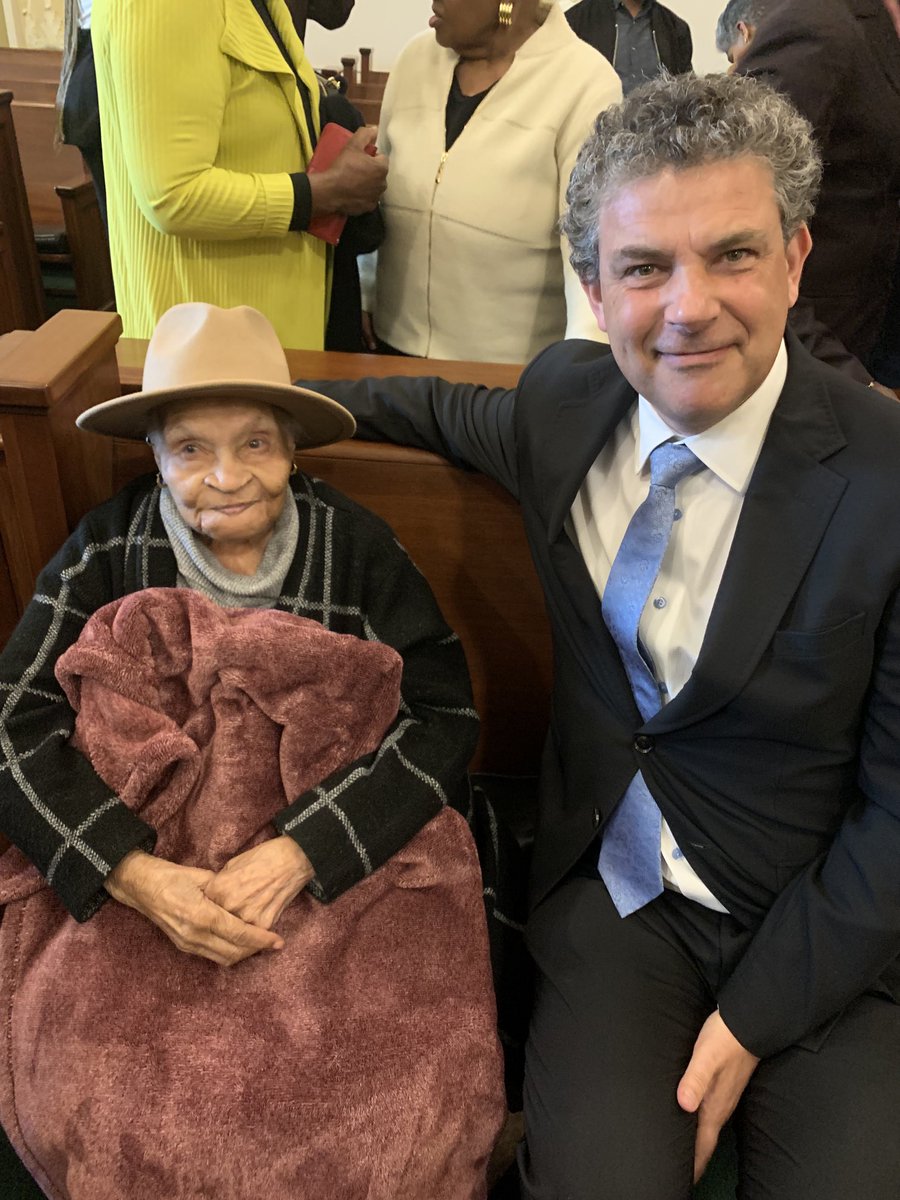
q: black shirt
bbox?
[445,73,494,150]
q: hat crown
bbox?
[143,304,292,394]
[76,302,355,447]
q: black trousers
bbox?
[62,29,107,228]
[519,874,900,1200]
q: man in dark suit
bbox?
[718,0,900,386]
[312,73,900,1197]
[566,0,692,93]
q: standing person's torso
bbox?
[372,5,620,362]
[738,0,900,362]
[91,0,328,349]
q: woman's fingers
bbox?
[205,838,314,929]
[106,849,282,965]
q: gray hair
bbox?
[562,72,822,285]
[715,0,768,54]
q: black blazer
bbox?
[565,0,693,75]
[315,335,900,1061]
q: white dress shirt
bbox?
[569,341,789,911]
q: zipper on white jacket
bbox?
[425,151,450,356]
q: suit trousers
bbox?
[518,872,900,1200]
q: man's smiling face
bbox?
[582,157,811,435]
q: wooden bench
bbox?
[0,47,61,109]
[0,89,114,315]
[336,55,385,124]
[0,92,44,330]
[358,48,389,89]
[3,98,87,230]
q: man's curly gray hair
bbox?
[562,72,822,285]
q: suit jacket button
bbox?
[634,734,654,754]
[592,807,601,828]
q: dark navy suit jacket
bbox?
[314,335,900,1060]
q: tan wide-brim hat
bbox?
[76,303,356,447]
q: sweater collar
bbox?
[158,486,300,609]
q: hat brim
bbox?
[76,379,356,448]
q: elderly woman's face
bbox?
[153,400,294,550]
[429,0,506,52]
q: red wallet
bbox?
[307,123,377,246]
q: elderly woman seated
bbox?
[0,304,505,1200]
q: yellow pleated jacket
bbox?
[92,0,328,349]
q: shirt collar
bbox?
[614,0,654,12]
[634,340,788,495]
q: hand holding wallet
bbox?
[307,123,380,245]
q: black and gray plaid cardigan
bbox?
[0,473,479,922]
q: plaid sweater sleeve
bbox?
[273,482,480,900]
[0,501,157,922]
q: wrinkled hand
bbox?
[204,836,315,930]
[310,125,388,216]
[105,850,284,967]
[677,1010,760,1183]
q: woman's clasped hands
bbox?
[105,837,315,967]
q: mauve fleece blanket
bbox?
[0,589,505,1200]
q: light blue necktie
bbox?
[598,442,704,917]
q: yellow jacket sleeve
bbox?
[100,0,297,240]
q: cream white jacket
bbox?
[363,3,621,363]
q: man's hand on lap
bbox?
[677,1009,760,1182]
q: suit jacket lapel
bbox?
[543,364,643,719]
[652,340,849,733]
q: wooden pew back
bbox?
[0,315,551,775]
[7,100,87,229]
[0,92,44,329]
[0,47,63,88]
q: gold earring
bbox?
[290,461,298,476]
[156,473,165,489]
[498,0,513,26]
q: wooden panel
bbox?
[0,222,21,335]
[0,406,68,607]
[0,91,44,329]
[8,99,87,229]
[56,180,114,310]
[353,98,381,126]
[0,76,56,104]
[0,309,121,605]
[0,47,62,86]
[358,49,388,87]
